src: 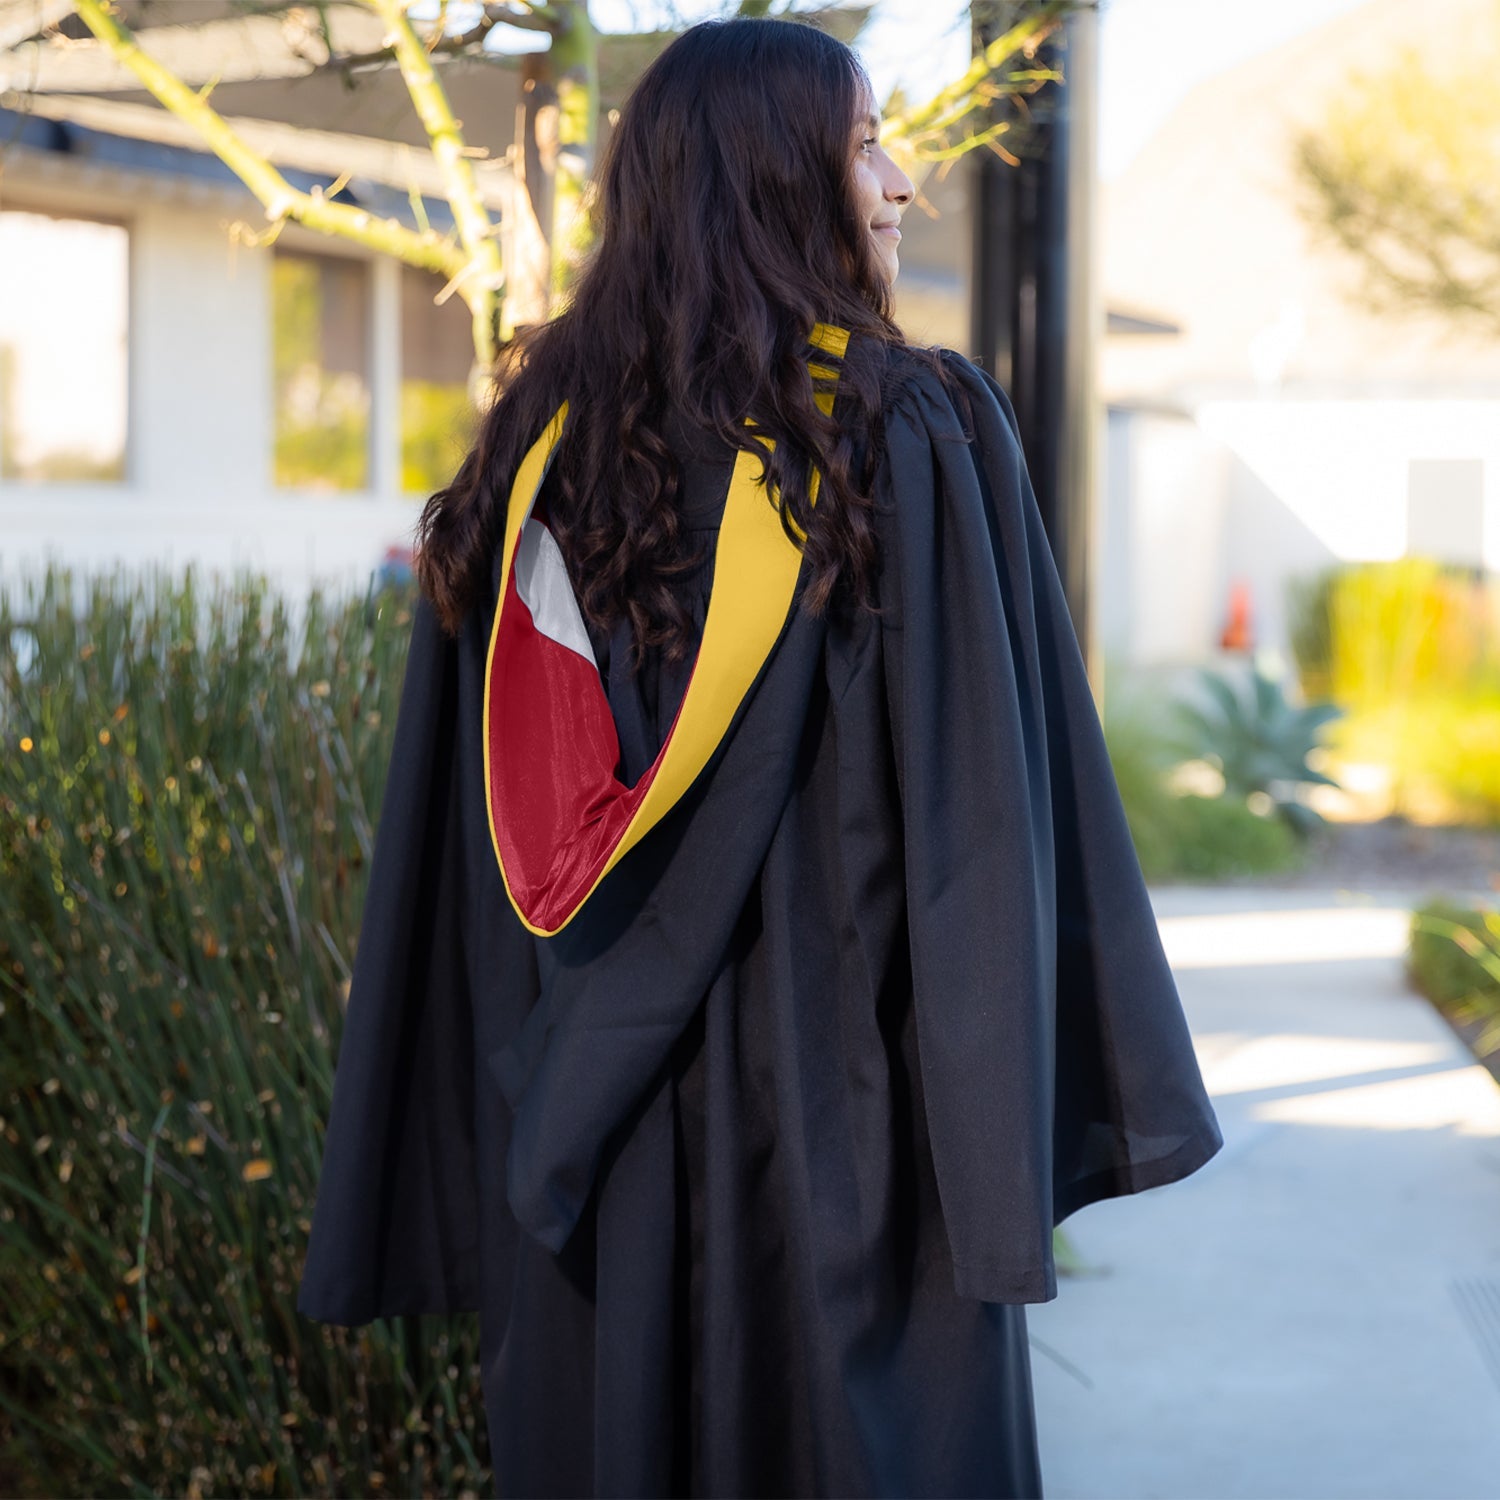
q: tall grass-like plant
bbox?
[1285,567,1335,701]
[1327,558,1500,708]
[1287,557,1500,705]
[0,566,489,1498]
[1408,899,1500,1065]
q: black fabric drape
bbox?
[297,345,1222,1498]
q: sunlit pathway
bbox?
[1029,885,1500,1500]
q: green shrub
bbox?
[1286,567,1336,702]
[1103,681,1306,882]
[1407,898,1500,1063]
[1101,690,1191,879]
[0,566,489,1498]
[1159,792,1304,879]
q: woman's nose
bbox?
[886,161,914,204]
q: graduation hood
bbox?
[296,341,1224,1329]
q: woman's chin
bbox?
[866,250,897,284]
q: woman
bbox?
[297,17,1224,1499]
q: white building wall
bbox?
[1103,398,1500,671]
[1096,406,1135,667]
[1118,410,1231,666]
[0,180,424,606]
[132,200,269,505]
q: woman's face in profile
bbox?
[850,86,915,285]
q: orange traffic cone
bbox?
[1220,577,1254,652]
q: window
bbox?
[0,209,128,483]
[400,264,478,495]
[1407,457,1485,568]
[272,249,370,491]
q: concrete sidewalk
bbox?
[1030,884,1500,1500]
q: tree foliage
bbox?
[1292,32,1500,334]
[38,0,1084,375]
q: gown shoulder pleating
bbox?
[874,349,1224,1299]
[296,347,1223,1499]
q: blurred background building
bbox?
[2,0,1499,678]
[1097,0,1500,678]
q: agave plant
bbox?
[1173,662,1344,837]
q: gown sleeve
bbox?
[875,348,1224,1305]
[296,595,488,1325]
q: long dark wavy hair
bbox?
[416,16,915,662]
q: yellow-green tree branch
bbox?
[882,3,1067,151]
[367,0,506,361]
[916,120,1017,166]
[69,0,467,283]
[547,0,598,299]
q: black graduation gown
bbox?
[295,345,1225,1500]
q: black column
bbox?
[969,2,1100,684]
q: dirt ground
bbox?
[1212,814,1500,900]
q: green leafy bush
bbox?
[1099,689,1192,878]
[1102,681,1306,882]
[0,566,489,1498]
[1286,558,1500,821]
[1157,791,1304,879]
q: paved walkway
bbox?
[1030,884,1500,1500]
